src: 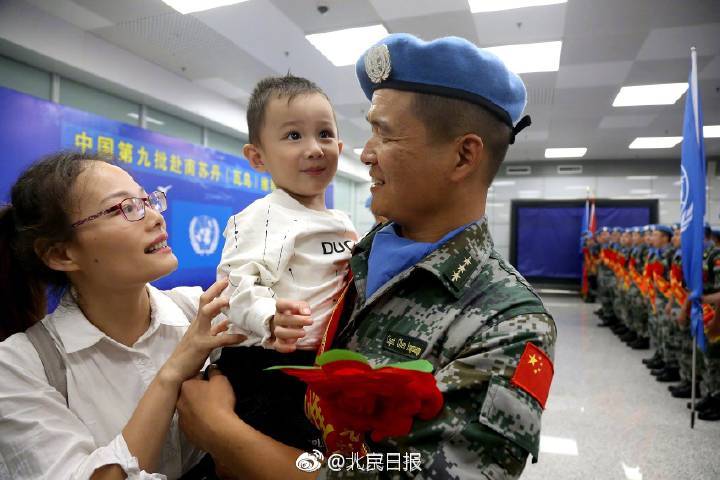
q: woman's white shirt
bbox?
[0,285,205,480]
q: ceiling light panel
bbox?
[306,25,389,67]
[704,125,720,138]
[485,41,562,74]
[612,83,688,107]
[628,137,682,149]
[545,148,587,158]
[161,0,249,14]
[469,0,567,13]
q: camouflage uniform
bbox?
[700,245,720,397]
[613,244,630,327]
[322,219,557,479]
[597,242,613,318]
[627,243,648,336]
[655,245,677,366]
[676,244,720,390]
[669,249,692,380]
[603,242,619,318]
[646,247,665,353]
[588,243,600,299]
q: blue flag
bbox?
[680,48,707,352]
[579,197,589,254]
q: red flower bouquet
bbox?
[268,349,444,445]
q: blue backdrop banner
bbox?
[0,86,333,291]
[515,204,652,280]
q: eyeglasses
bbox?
[71,191,167,228]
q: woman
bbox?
[0,151,244,479]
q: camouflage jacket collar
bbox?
[350,218,492,305]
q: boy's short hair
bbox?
[247,74,331,145]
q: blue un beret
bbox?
[655,224,673,235]
[611,227,622,233]
[356,34,531,143]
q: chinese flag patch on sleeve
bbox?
[510,342,554,409]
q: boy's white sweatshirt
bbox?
[217,188,358,349]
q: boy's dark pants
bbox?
[216,346,323,452]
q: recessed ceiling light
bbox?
[704,125,720,138]
[492,180,516,186]
[306,25,389,67]
[161,0,249,14]
[545,147,587,158]
[630,189,652,194]
[485,41,562,74]
[612,83,688,107]
[468,0,566,13]
[629,137,682,149]
[626,175,658,180]
[353,148,364,155]
[564,185,591,190]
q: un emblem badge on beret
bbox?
[365,44,391,84]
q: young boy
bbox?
[215,75,358,450]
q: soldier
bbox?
[648,225,679,382]
[711,228,720,246]
[175,34,557,478]
[623,227,650,348]
[587,233,600,300]
[603,227,622,330]
[642,226,665,368]
[611,229,633,337]
[681,225,720,420]
[596,226,615,325]
[668,223,697,398]
[581,232,595,302]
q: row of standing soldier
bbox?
[582,224,720,421]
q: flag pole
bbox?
[689,45,699,429]
[691,334,697,428]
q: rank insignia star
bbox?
[451,263,467,283]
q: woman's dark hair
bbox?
[0,150,111,341]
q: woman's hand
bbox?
[159,279,245,386]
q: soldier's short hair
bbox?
[410,92,511,185]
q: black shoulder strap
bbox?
[25,322,68,405]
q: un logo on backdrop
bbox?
[189,215,220,256]
[680,165,693,233]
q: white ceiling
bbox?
[20,0,720,162]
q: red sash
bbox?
[303,274,368,454]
